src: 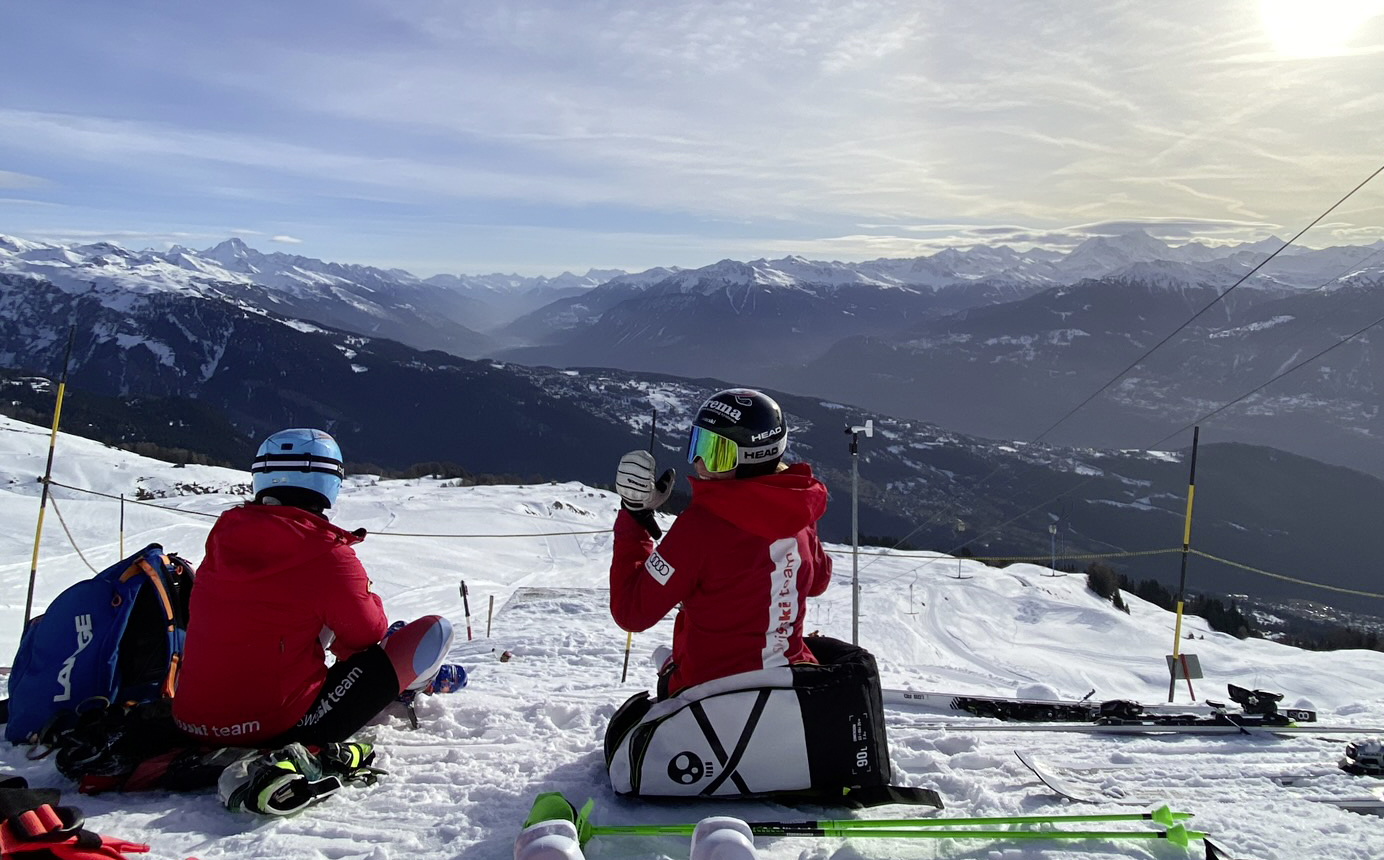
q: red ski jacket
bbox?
[172,503,388,745]
[610,463,832,695]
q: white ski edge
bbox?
[1016,751,1384,814]
[1304,787,1384,815]
[1014,751,1148,806]
[885,688,1113,711]
[1015,749,1338,783]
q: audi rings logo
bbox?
[667,751,706,784]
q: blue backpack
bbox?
[3,543,195,743]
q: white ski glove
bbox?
[615,450,675,511]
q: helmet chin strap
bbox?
[254,488,329,516]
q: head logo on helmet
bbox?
[251,428,345,509]
[687,389,789,478]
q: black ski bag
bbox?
[603,637,910,803]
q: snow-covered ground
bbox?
[2,413,1383,859]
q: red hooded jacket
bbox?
[610,463,832,694]
[172,504,388,745]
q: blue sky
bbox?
[2,0,1383,276]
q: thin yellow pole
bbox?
[1167,426,1200,703]
[23,327,76,627]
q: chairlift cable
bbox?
[1029,160,1384,446]
[860,159,1384,580]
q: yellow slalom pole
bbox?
[23,327,76,627]
[1167,426,1200,703]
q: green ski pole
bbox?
[526,794,1205,850]
[589,804,1188,836]
[825,803,1189,831]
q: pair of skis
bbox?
[878,683,1384,736]
[883,683,1317,726]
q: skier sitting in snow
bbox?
[610,389,832,699]
[174,428,463,748]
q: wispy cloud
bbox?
[1,0,1381,273]
[23,228,228,246]
[0,170,47,189]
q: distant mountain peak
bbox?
[202,237,258,269]
[0,234,46,254]
[1058,230,1179,279]
[1071,229,1169,257]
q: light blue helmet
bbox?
[251,428,345,508]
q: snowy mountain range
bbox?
[1,414,1383,860]
[0,235,621,357]
[495,235,1335,376]
[10,231,1380,368]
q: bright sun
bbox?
[1260,0,1384,57]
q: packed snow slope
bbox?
[1,414,1383,859]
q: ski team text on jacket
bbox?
[610,463,832,695]
[173,504,389,745]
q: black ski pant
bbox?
[270,645,399,747]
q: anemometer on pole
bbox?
[847,419,873,645]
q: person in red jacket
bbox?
[173,428,461,748]
[610,389,832,698]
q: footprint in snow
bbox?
[541,703,587,730]
[946,750,1010,770]
[933,735,979,756]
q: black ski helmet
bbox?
[689,388,788,478]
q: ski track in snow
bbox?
[0,414,1383,858]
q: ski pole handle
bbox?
[620,630,633,682]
